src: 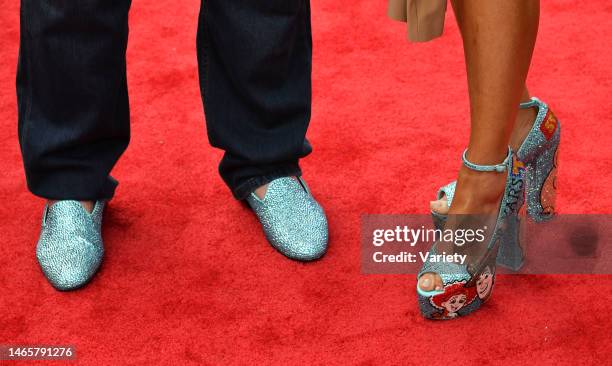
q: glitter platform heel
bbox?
[495,98,561,270]
[517,97,560,222]
[417,148,525,319]
[431,98,560,227]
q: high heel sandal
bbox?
[431,97,560,269]
[417,147,525,320]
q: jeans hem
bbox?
[27,173,118,201]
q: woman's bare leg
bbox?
[420,0,540,291]
[430,85,537,214]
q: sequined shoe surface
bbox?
[517,97,560,222]
[431,97,560,228]
[417,147,525,320]
[36,200,105,291]
[246,177,328,261]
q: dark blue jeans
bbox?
[17,0,313,200]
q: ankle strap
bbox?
[519,97,541,109]
[462,147,512,173]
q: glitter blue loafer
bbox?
[432,97,560,229]
[36,200,106,291]
[246,177,328,261]
[418,148,525,320]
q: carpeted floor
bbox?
[1,1,611,365]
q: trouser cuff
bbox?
[231,165,302,200]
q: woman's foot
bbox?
[429,105,536,215]
[417,148,524,319]
[420,155,509,292]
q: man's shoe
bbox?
[246,177,328,261]
[36,200,106,291]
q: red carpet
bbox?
[1,1,611,365]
